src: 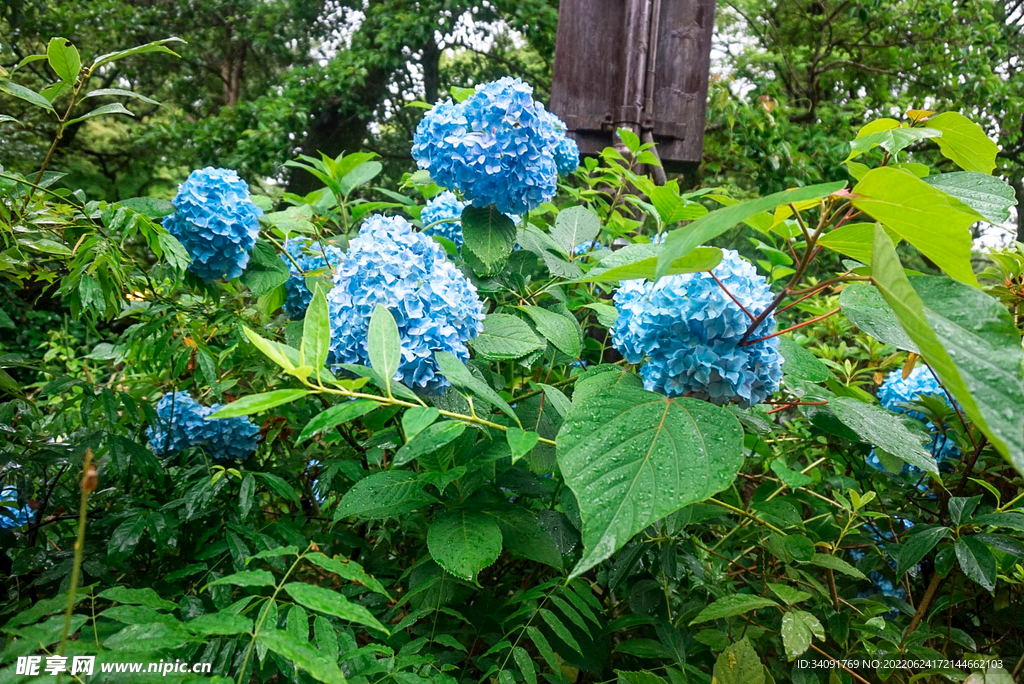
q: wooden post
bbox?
[550,0,716,173]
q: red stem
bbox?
[742,307,841,346]
[711,272,756,320]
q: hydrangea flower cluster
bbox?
[611,249,783,407]
[411,77,579,215]
[146,392,259,460]
[0,485,32,529]
[572,240,607,256]
[281,239,344,319]
[420,191,467,248]
[326,215,485,394]
[867,366,961,475]
[164,167,263,281]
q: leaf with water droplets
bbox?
[427,509,502,582]
[556,385,744,579]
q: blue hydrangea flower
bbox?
[611,249,783,407]
[870,366,961,471]
[411,77,577,216]
[0,485,32,529]
[420,191,466,248]
[281,239,344,319]
[164,167,263,282]
[147,391,259,460]
[326,215,485,394]
[573,240,607,256]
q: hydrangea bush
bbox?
[164,167,263,281]
[3,50,1024,684]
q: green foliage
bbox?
[2,31,1024,684]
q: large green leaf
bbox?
[577,244,722,284]
[689,595,779,625]
[520,305,581,358]
[333,471,435,520]
[557,386,744,578]
[778,337,831,382]
[46,37,81,83]
[780,610,824,660]
[839,282,918,353]
[924,112,999,174]
[257,629,347,684]
[282,583,389,633]
[207,389,309,418]
[712,638,763,684]
[923,172,1017,224]
[852,167,981,286]
[955,537,996,592]
[830,397,939,475]
[242,241,292,296]
[434,350,520,425]
[656,181,846,278]
[472,313,545,360]
[367,304,401,397]
[301,286,330,371]
[427,509,502,582]
[0,80,55,112]
[870,227,1024,476]
[895,526,949,577]
[461,205,516,275]
[550,205,600,255]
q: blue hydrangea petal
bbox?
[610,249,783,408]
[326,215,485,395]
[281,239,344,319]
[146,391,259,460]
[164,167,263,282]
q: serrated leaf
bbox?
[393,420,466,467]
[712,638,763,684]
[923,172,1016,224]
[473,314,545,360]
[462,205,516,275]
[551,205,601,254]
[778,337,831,382]
[257,629,347,684]
[558,386,744,579]
[333,471,435,520]
[781,611,824,660]
[520,305,581,358]
[427,509,502,582]
[830,397,938,475]
[207,389,308,418]
[282,582,389,633]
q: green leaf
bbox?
[780,611,824,660]
[852,167,981,286]
[297,400,378,443]
[817,222,897,264]
[401,406,439,439]
[870,228,1024,477]
[847,126,942,160]
[92,37,185,68]
[334,471,435,520]
[120,196,175,219]
[427,509,503,582]
[393,420,466,467]
[242,241,292,295]
[656,181,846,278]
[282,582,389,634]
[434,350,520,425]
[340,161,382,195]
[830,397,939,475]
[46,37,81,83]
[767,584,812,605]
[924,112,999,174]
[304,552,391,598]
[97,587,177,611]
[558,385,744,579]
[650,183,709,224]
[520,305,581,358]
[513,646,538,684]
[0,80,55,112]
[185,613,253,636]
[539,608,582,655]
[487,508,564,570]
[207,570,276,588]
[65,102,135,126]
[578,244,723,284]
[257,472,300,503]
[923,172,1017,224]
[551,206,601,255]
[895,526,949,578]
[208,389,308,418]
[712,638,764,684]
[108,516,147,563]
[972,512,1024,532]
[301,286,330,371]
[367,304,401,397]
[689,595,780,625]
[808,553,866,580]
[461,205,516,275]
[243,326,297,370]
[949,496,982,526]
[257,629,347,684]
[240,474,255,517]
[955,537,996,592]
[84,87,160,105]
[839,282,918,353]
[472,314,545,360]
[778,337,831,382]
[506,427,540,464]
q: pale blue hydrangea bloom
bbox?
[611,249,783,407]
[411,77,578,215]
[867,366,961,474]
[420,191,466,248]
[326,215,485,394]
[147,391,259,460]
[0,485,32,529]
[281,239,344,319]
[849,519,914,601]
[164,167,263,281]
